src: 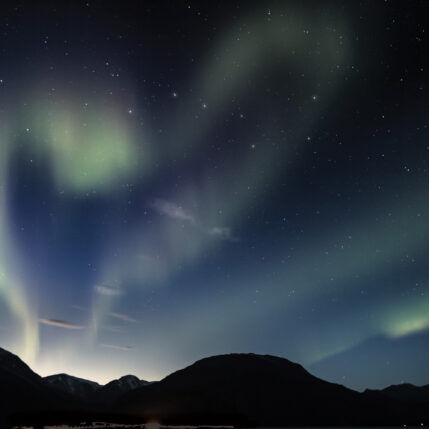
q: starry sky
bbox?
[0,0,427,391]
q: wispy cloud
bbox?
[100,343,133,351]
[109,312,138,323]
[150,198,238,241]
[151,199,195,223]
[39,318,84,330]
[209,226,239,242]
[95,285,122,296]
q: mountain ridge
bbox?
[43,372,150,403]
[1,347,429,427]
[118,353,428,426]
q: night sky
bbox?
[0,1,427,391]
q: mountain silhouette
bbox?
[379,383,429,403]
[0,348,71,410]
[96,375,150,403]
[0,348,80,428]
[118,353,428,426]
[1,348,429,427]
[44,374,100,400]
[43,373,149,403]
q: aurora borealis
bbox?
[0,1,427,391]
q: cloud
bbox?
[151,199,238,241]
[39,319,84,330]
[94,285,122,296]
[209,226,239,242]
[109,312,138,323]
[151,199,195,223]
[100,343,133,351]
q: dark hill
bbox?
[2,348,429,427]
[0,348,80,428]
[44,373,100,400]
[43,372,149,404]
[381,383,429,403]
[96,375,150,403]
[0,348,63,411]
[119,353,414,426]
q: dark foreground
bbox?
[2,348,429,428]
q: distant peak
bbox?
[44,373,100,387]
[118,374,140,381]
[193,352,304,368]
[105,374,148,387]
